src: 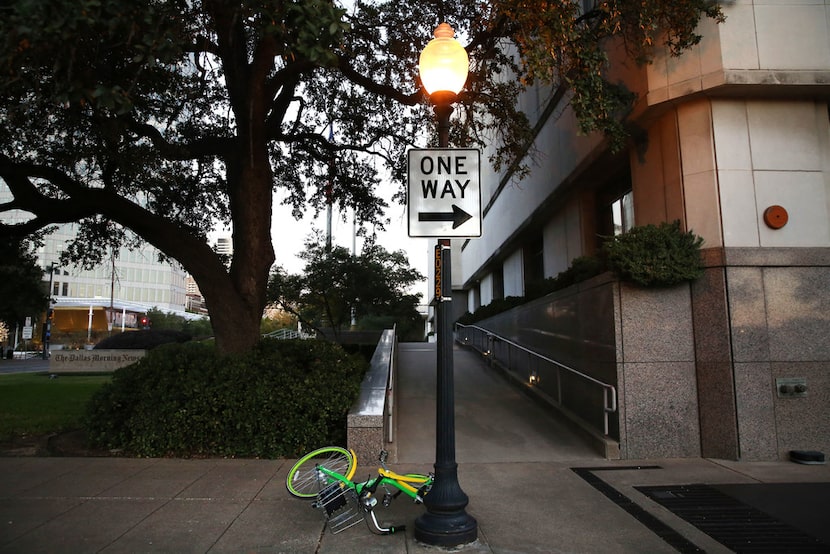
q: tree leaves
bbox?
[268,235,424,338]
[492,0,724,150]
[0,236,48,328]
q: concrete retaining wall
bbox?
[347,329,396,466]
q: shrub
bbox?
[146,308,212,339]
[456,221,703,326]
[525,255,607,300]
[94,329,191,350]
[84,338,365,458]
[457,296,526,326]
[459,256,607,326]
[603,220,704,287]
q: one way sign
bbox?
[407,148,481,238]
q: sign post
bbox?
[409,147,480,545]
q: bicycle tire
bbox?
[285,446,356,499]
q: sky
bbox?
[213,182,432,304]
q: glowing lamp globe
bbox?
[418,23,469,97]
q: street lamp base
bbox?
[414,510,478,547]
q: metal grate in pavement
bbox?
[572,467,705,553]
[637,484,830,553]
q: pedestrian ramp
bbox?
[392,342,602,465]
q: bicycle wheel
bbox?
[285,446,356,499]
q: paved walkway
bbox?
[1,343,829,553]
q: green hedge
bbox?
[94,329,192,350]
[603,220,704,287]
[84,338,365,458]
[458,221,703,326]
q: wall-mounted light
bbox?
[529,371,540,386]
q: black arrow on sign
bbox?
[418,204,473,229]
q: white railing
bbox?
[263,328,315,340]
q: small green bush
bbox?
[84,338,365,458]
[456,221,703,326]
[94,329,192,350]
[525,255,607,300]
[457,296,526,326]
[603,220,704,287]
[459,256,607,326]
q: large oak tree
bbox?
[0,0,722,353]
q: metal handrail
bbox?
[455,323,617,436]
[264,328,315,340]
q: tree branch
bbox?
[126,120,233,159]
[0,153,213,265]
[265,74,302,136]
[335,55,422,106]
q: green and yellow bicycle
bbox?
[286,447,433,535]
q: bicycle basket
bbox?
[316,483,362,534]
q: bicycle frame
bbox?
[318,465,429,502]
[311,457,432,534]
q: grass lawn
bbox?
[0,373,111,441]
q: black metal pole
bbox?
[414,93,477,547]
[42,262,55,360]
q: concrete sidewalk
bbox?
[3,455,830,553]
[2,343,829,553]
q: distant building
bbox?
[215,236,233,257]
[0,185,193,343]
[37,224,187,311]
[185,275,208,315]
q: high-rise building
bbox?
[215,236,233,257]
[0,184,191,342]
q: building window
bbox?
[597,172,634,240]
[53,282,60,296]
[523,235,544,292]
[492,265,504,301]
[611,191,634,235]
[471,284,481,312]
[62,282,69,296]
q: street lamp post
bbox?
[42,262,57,360]
[414,22,478,547]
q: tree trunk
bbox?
[202,281,264,354]
[109,157,273,354]
[202,108,274,354]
